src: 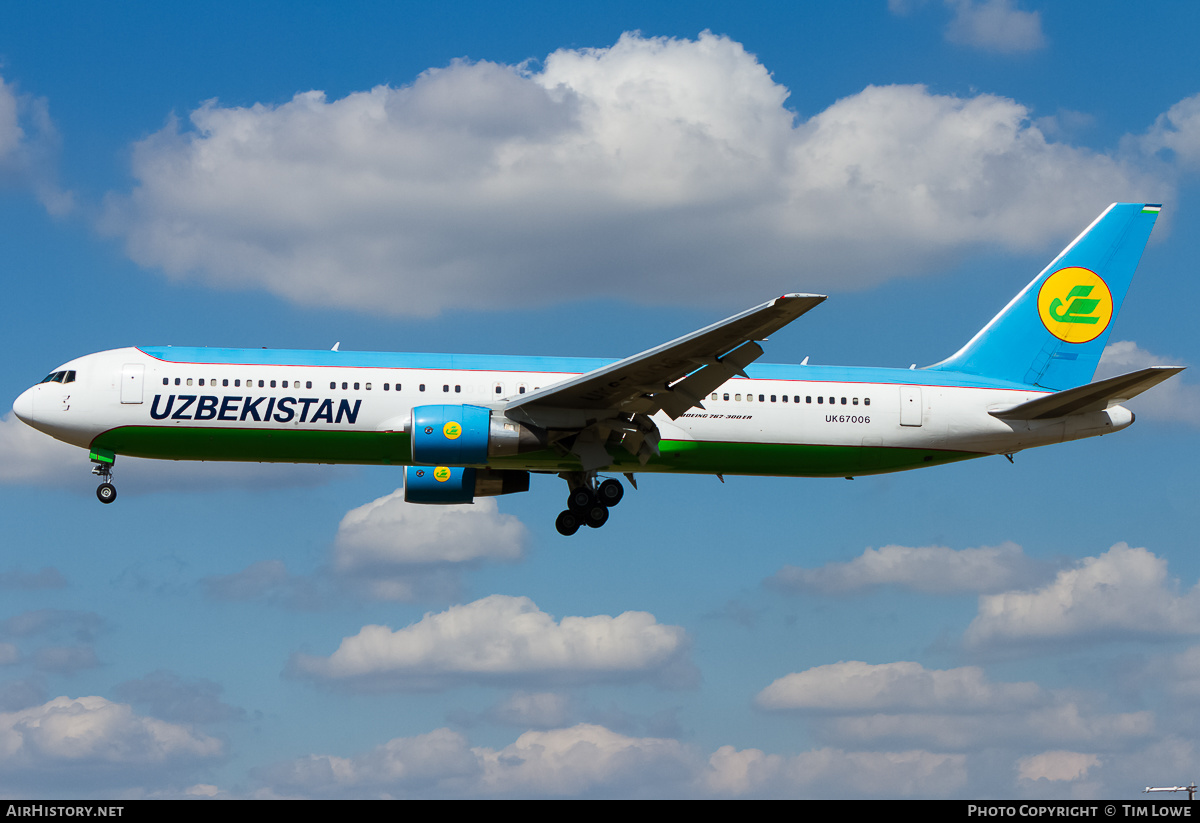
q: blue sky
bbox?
[2,0,1200,799]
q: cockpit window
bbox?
[38,370,76,384]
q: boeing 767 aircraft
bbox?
[13,203,1182,535]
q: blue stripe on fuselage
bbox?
[137,346,1038,391]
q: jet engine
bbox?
[403,465,530,504]
[410,404,545,464]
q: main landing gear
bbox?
[91,451,117,504]
[555,473,626,536]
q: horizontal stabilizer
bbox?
[990,366,1184,421]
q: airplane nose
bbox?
[12,386,35,424]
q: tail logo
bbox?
[1037,267,1113,343]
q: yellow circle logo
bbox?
[1037,267,1113,344]
[433,466,452,482]
[442,421,462,440]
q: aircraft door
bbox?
[899,386,922,427]
[120,363,144,404]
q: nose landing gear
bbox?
[555,474,626,536]
[90,449,117,505]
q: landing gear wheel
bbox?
[567,487,595,514]
[584,503,609,529]
[597,478,624,507]
[96,483,117,504]
[555,510,581,536]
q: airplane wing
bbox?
[501,293,826,470]
[504,293,826,422]
[989,366,1184,421]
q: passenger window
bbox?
[199,379,205,386]
[759,394,765,402]
[258,380,265,388]
[270,380,277,388]
[163,378,169,385]
[223,379,229,387]
[353,382,360,390]
[306,381,312,389]
[420,384,426,392]
[817,397,823,404]
[865,398,871,406]
[455,385,461,393]
[735,394,742,401]
[723,393,729,401]
[175,378,181,386]
[365,383,372,390]
[187,378,193,386]
[341,382,348,390]
[841,397,847,405]
[852,398,858,405]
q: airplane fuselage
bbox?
[15,345,1132,480]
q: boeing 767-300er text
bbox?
[13,203,1183,535]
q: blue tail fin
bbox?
[927,203,1161,390]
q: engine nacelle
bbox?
[403,465,530,505]
[410,404,545,465]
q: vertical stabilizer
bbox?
[927,203,1161,390]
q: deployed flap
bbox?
[504,293,825,421]
[990,366,1184,421]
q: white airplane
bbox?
[13,203,1182,535]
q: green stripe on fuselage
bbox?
[92,426,984,477]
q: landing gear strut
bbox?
[555,474,626,536]
[91,451,117,504]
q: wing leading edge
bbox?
[505,293,825,423]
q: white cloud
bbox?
[1139,93,1200,170]
[1097,341,1199,426]
[702,744,967,798]
[965,543,1200,648]
[333,488,526,569]
[756,660,1041,713]
[1017,750,1100,782]
[289,594,693,690]
[257,721,966,798]
[943,1,1047,53]
[0,696,222,771]
[101,32,1165,317]
[0,76,72,215]
[770,541,1043,594]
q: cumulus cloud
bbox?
[0,696,222,791]
[943,0,1047,53]
[288,594,694,691]
[1098,341,1198,426]
[333,488,526,570]
[101,32,1165,317]
[965,543,1200,648]
[258,721,964,798]
[703,744,967,798]
[769,541,1045,594]
[1139,93,1200,171]
[1017,750,1100,782]
[0,76,72,215]
[257,723,695,798]
[755,660,1042,713]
